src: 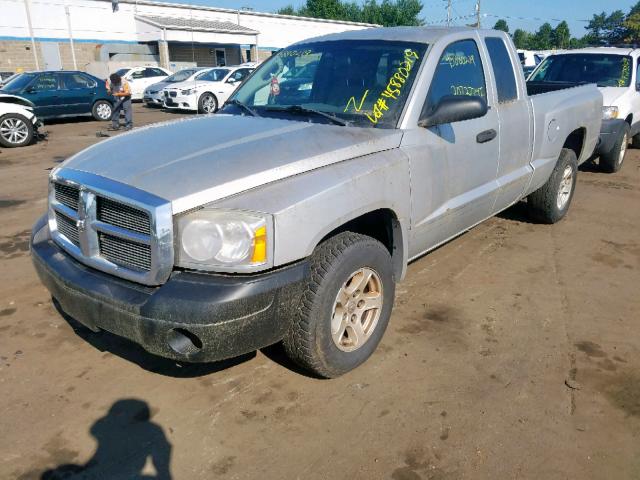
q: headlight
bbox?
[602,106,619,119]
[176,209,272,271]
[181,88,194,95]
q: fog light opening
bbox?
[168,328,203,356]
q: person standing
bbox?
[105,73,133,131]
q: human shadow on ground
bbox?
[53,299,256,378]
[41,399,172,480]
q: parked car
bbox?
[0,71,16,87]
[143,68,207,107]
[528,47,639,172]
[517,49,546,68]
[0,71,114,121]
[162,65,254,113]
[31,27,602,378]
[113,66,172,101]
[0,94,40,148]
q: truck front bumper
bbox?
[595,119,627,156]
[30,215,307,363]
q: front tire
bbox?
[283,232,395,378]
[92,100,112,121]
[601,124,629,173]
[0,114,34,148]
[527,148,578,224]
[198,93,218,114]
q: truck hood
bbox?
[60,114,403,213]
[599,87,627,107]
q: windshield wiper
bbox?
[264,105,350,126]
[226,99,260,117]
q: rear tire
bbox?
[198,93,218,114]
[601,124,629,173]
[92,100,112,121]
[283,232,395,378]
[0,113,34,148]
[527,148,577,224]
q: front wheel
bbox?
[283,232,395,378]
[527,148,578,224]
[0,114,34,148]
[198,93,218,114]
[601,124,629,173]
[92,100,112,121]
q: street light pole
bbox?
[447,0,452,27]
[476,0,481,28]
[65,4,78,70]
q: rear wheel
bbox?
[198,93,218,114]
[601,124,629,173]
[283,232,395,378]
[0,114,34,148]
[527,148,577,224]
[92,100,112,121]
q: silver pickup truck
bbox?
[31,27,602,378]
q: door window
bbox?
[130,70,145,80]
[32,73,58,91]
[425,39,486,112]
[145,68,166,78]
[61,72,96,89]
[229,68,251,83]
[484,37,518,103]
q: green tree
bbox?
[532,22,554,50]
[512,28,531,49]
[493,19,509,33]
[585,10,628,45]
[277,5,296,15]
[553,21,571,49]
[277,0,424,26]
[624,11,640,43]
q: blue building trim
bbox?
[0,35,139,44]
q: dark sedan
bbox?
[0,71,114,121]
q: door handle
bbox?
[476,129,497,144]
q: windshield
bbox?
[225,40,428,128]
[530,54,633,87]
[197,68,230,82]
[0,73,37,92]
[166,69,200,83]
[115,68,131,77]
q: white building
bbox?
[0,0,375,73]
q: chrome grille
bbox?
[54,183,79,211]
[55,211,79,246]
[48,171,174,286]
[97,197,151,235]
[99,233,151,271]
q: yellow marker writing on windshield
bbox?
[344,90,369,113]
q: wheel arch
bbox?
[315,208,406,281]
[562,127,586,162]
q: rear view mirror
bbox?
[418,95,488,128]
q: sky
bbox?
[169,0,639,37]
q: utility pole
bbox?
[23,0,40,70]
[447,0,452,27]
[65,5,78,70]
[476,0,481,28]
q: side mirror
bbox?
[227,78,238,84]
[25,86,36,94]
[418,95,488,128]
[636,83,640,92]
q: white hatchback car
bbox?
[113,66,172,100]
[162,65,254,113]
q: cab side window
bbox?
[484,37,518,103]
[33,73,58,91]
[425,39,486,112]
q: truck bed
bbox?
[526,80,590,96]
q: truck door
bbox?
[484,36,533,213]
[425,39,500,237]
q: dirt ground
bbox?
[1,104,639,479]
